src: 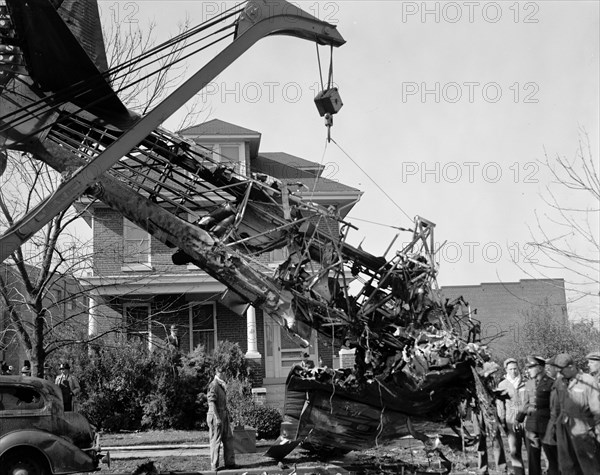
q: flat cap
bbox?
[526,355,546,368]
[503,358,518,369]
[586,351,600,361]
[553,353,574,369]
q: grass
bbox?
[101,430,210,447]
[95,430,509,474]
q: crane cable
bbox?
[330,137,414,223]
[0,4,243,139]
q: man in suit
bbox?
[206,366,237,471]
[54,362,80,411]
[166,324,180,350]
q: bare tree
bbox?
[0,155,99,376]
[103,15,206,127]
[521,131,599,319]
[0,18,206,377]
[510,303,600,368]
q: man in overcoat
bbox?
[206,366,237,471]
[551,353,600,475]
[519,356,558,475]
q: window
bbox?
[0,386,43,411]
[190,303,216,353]
[208,143,246,176]
[123,219,150,266]
[124,304,151,345]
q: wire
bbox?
[315,43,324,92]
[309,137,329,198]
[327,45,334,89]
[0,5,242,139]
[330,138,414,222]
[0,30,234,150]
[351,217,413,231]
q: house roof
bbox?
[257,152,324,173]
[284,176,363,218]
[177,119,261,158]
[177,119,261,137]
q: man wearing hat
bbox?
[519,356,558,475]
[54,362,81,411]
[550,353,600,474]
[496,358,526,475]
[587,350,600,383]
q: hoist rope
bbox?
[330,137,414,223]
[315,43,325,92]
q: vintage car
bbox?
[0,375,106,475]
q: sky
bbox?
[97,1,599,320]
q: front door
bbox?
[264,320,317,378]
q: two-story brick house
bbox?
[83,119,362,407]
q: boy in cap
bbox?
[496,358,526,475]
[206,365,237,471]
[586,350,600,383]
[519,356,558,475]
[550,353,600,474]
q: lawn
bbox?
[101,430,209,447]
[95,430,506,474]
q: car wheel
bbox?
[0,452,48,475]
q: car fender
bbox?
[0,429,97,474]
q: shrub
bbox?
[242,404,282,440]
[62,339,152,432]
[143,344,213,430]
[212,340,251,379]
[56,339,258,431]
[226,377,254,427]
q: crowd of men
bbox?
[495,351,600,475]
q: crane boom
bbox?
[0,0,496,457]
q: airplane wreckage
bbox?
[0,0,501,462]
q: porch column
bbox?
[245,305,261,359]
[88,295,98,338]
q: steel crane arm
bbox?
[0,0,345,264]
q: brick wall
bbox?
[93,208,123,275]
[92,207,196,276]
[442,279,567,359]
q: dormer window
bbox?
[210,143,246,176]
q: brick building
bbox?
[441,278,568,360]
[83,119,362,408]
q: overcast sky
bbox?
[98,1,599,320]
